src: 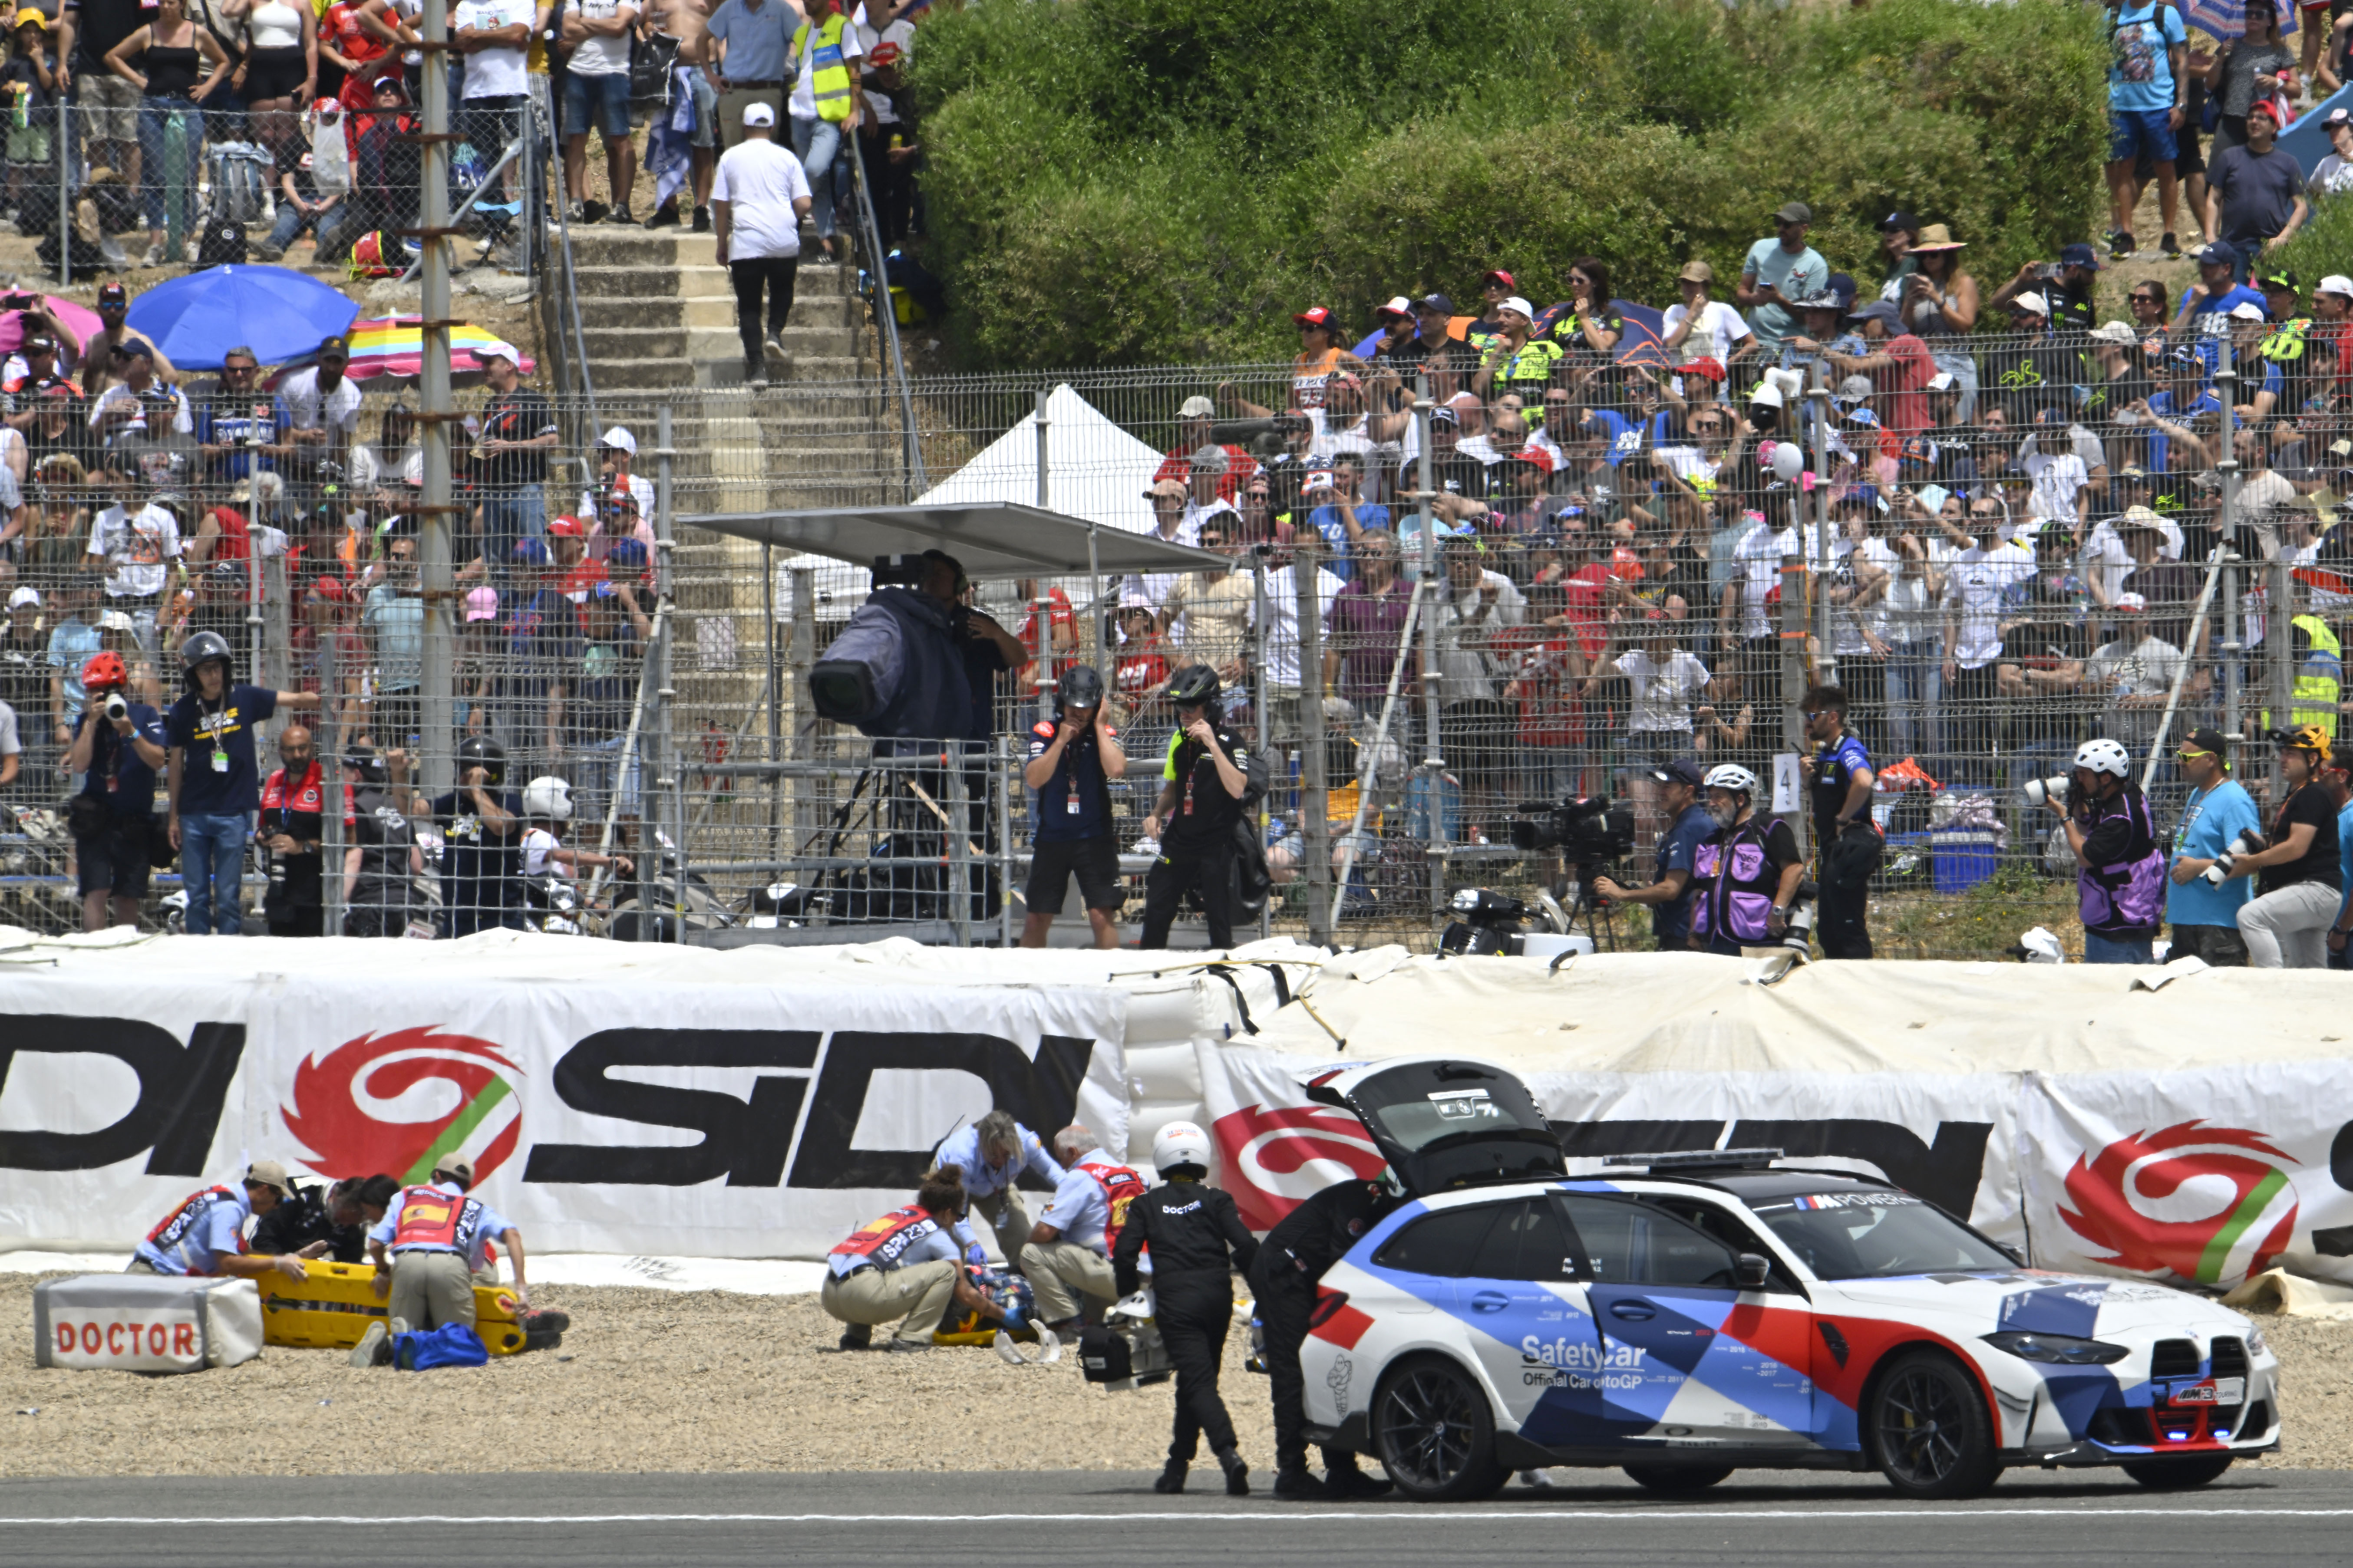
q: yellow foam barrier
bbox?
[255,1260,529,1356]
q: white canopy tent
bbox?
[914,381,1168,534]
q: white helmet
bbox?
[1150,1119,1212,1176]
[1703,763,1760,797]
[2072,738,2131,780]
[522,775,574,821]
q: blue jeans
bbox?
[2084,929,2154,965]
[178,810,250,935]
[480,486,547,571]
[2213,237,2263,284]
[790,113,845,241]
[562,71,630,139]
[2108,106,2177,165]
[1882,640,1942,763]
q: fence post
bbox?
[655,404,679,937]
[56,98,68,287]
[1808,362,1833,685]
[790,563,816,850]
[1254,554,1271,942]
[948,758,970,948]
[764,540,778,859]
[998,733,1016,948]
[1297,540,1330,949]
[417,0,457,801]
[1413,369,1443,930]
[2269,553,2294,751]
[1779,539,1810,865]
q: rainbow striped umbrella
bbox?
[340,315,538,383]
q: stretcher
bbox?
[254,1260,529,1355]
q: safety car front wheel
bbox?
[1371,1355,1508,1503]
[1869,1350,2001,1500]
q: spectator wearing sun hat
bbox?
[1663,258,1754,370]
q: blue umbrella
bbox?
[121,264,361,370]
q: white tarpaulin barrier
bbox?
[11,929,2352,1298]
[1201,950,2353,1294]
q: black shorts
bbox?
[1026,834,1122,915]
[243,46,309,102]
[75,815,153,900]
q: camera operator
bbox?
[1688,763,1805,955]
[63,651,167,932]
[1804,685,1880,959]
[1591,758,1712,951]
[2220,725,2343,968]
[2039,738,2166,964]
[1139,665,1264,951]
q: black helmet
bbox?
[1059,663,1106,711]
[179,629,233,688]
[346,744,388,786]
[458,734,507,787]
[1166,664,1221,708]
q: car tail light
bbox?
[1308,1290,1350,1330]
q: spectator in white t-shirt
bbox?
[279,334,364,464]
[1661,259,1754,370]
[711,100,814,387]
[560,0,640,223]
[452,0,535,228]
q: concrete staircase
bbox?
[561,224,864,390]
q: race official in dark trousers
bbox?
[1804,685,1878,958]
[257,724,328,936]
[1592,758,1713,950]
[1247,1172,1401,1500]
[1139,665,1264,949]
[1112,1121,1259,1497]
[1020,663,1128,949]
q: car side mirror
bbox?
[1734,1252,1771,1291]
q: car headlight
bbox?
[1982,1331,2130,1365]
[2244,1325,2268,1357]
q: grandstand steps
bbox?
[561,225,865,392]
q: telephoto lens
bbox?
[2202,829,2267,886]
[2021,774,2070,808]
[103,693,129,721]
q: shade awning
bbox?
[673,502,1233,579]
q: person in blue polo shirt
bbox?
[164,630,319,936]
[364,1155,528,1337]
[129,1159,310,1283]
[930,1108,1065,1269]
[1592,757,1713,951]
[2165,727,2261,966]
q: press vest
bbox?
[144,1185,242,1274]
[389,1184,468,1251]
[2077,786,2167,938]
[792,13,854,123]
[1075,1159,1147,1255]
[1691,816,1779,945]
[831,1204,941,1269]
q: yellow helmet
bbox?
[2281,723,2332,755]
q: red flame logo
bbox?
[2058,1120,2298,1285]
[1212,1103,1387,1231]
[282,1028,522,1184]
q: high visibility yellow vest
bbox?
[791,13,855,123]
[2262,613,2342,738]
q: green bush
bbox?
[915,0,2105,368]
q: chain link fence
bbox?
[1,316,2342,955]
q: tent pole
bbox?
[1035,388,1049,510]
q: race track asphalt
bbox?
[2,1466,2347,1567]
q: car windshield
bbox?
[1352,1074,1551,1156]
[1749,1190,2014,1280]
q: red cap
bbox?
[546,515,585,537]
[1293,307,1336,330]
[1608,546,1645,582]
[1482,269,1515,289]
[309,575,345,601]
[1681,356,1726,382]
[868,40,902,65]
[1509,446,1554,472]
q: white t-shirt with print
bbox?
[1662,300,1752,366]
[454,0,531,96]
[1733,522,1800,642]
[88,503,184,600]
[1612,648,1710,733]
[1944,540,2034,668]
[567,0,637,76]
[1829,535,1898,653]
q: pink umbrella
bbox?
[0,294,106,359]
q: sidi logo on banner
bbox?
[0,1016,246,1174]
[2059,1121,2303,1286]
[282,1028,524,1185]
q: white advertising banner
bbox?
[1195,1043,2353,1293]
[0,968,1129,1260]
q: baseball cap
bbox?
[546,514,585,537]
[308,575,345,601]
[317,333,350,361]
[464,586,499,622]
[1879,211,1918,233]
[1677,259,1714,284]
[868,39,902,66]
[1847,300,1902,328]
[597,425,637,455]
[1681,356,1726,382]
[2118,504,2166,531]
[1481,269,1515,288]
[1293,306,1336,330]
[512,537,551,565]
[1899,435,1935,463]
[2229,300,2268,322]
[1415,292,1455,316]
[2114,591,2147,613]
[98,282,127,306]
[1825,273,1858,308]
[2010,291,2050,316]
[8,585,38,609]
[244,1160,295,1196]
[1773,201,1812,224]
[1144,477,1187,501]
[23,333,54,352]
[1375,295,1414,320]
[1508,446,1554,472]
[2259,270,2299,294]
[743,100,776,127]
[13,11,43,28]
[117,337,153,359]
[2320,274,2353,300]
[1188,443,1230,474]
[1177,395,1215,418]
[2193,242,2236,267]
[2248,99,2283,124]
[1793,289,1843,312]
[477,339,519,365]
[1925,371,1957,392]
[2058,242,2102,271]
[1649,757,1705,788]
[431,1156,474,1185]
[1498,295,1535,320]
[2178,726,2231,765]
[607,537,649,570]
[1429,404,1459,428]
[2088,320,2137,345]
[1749,382,1785,409]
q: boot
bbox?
[1153,1460,1188,1494]
[1216,1447,1249,1497]
[1271,1469,1325,1500]
[1326,1466,1394,1499]
[838,1322,873,1351]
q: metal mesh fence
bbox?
[1,316,2343,956]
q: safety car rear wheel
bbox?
[1622,1464,1733,1493]
[2122,1454,2234,1489]
[1869,1350,2001,1500]
[1371,1354,1508,1503]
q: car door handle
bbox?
[1608,1299,1657,1321]
[1470,1291,1510,1313]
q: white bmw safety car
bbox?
[1291,1058,2283,1502]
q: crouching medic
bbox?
[824,1166,1008,1353]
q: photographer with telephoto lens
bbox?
[1687,763,1805,955]
[2038,738,2167,964]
